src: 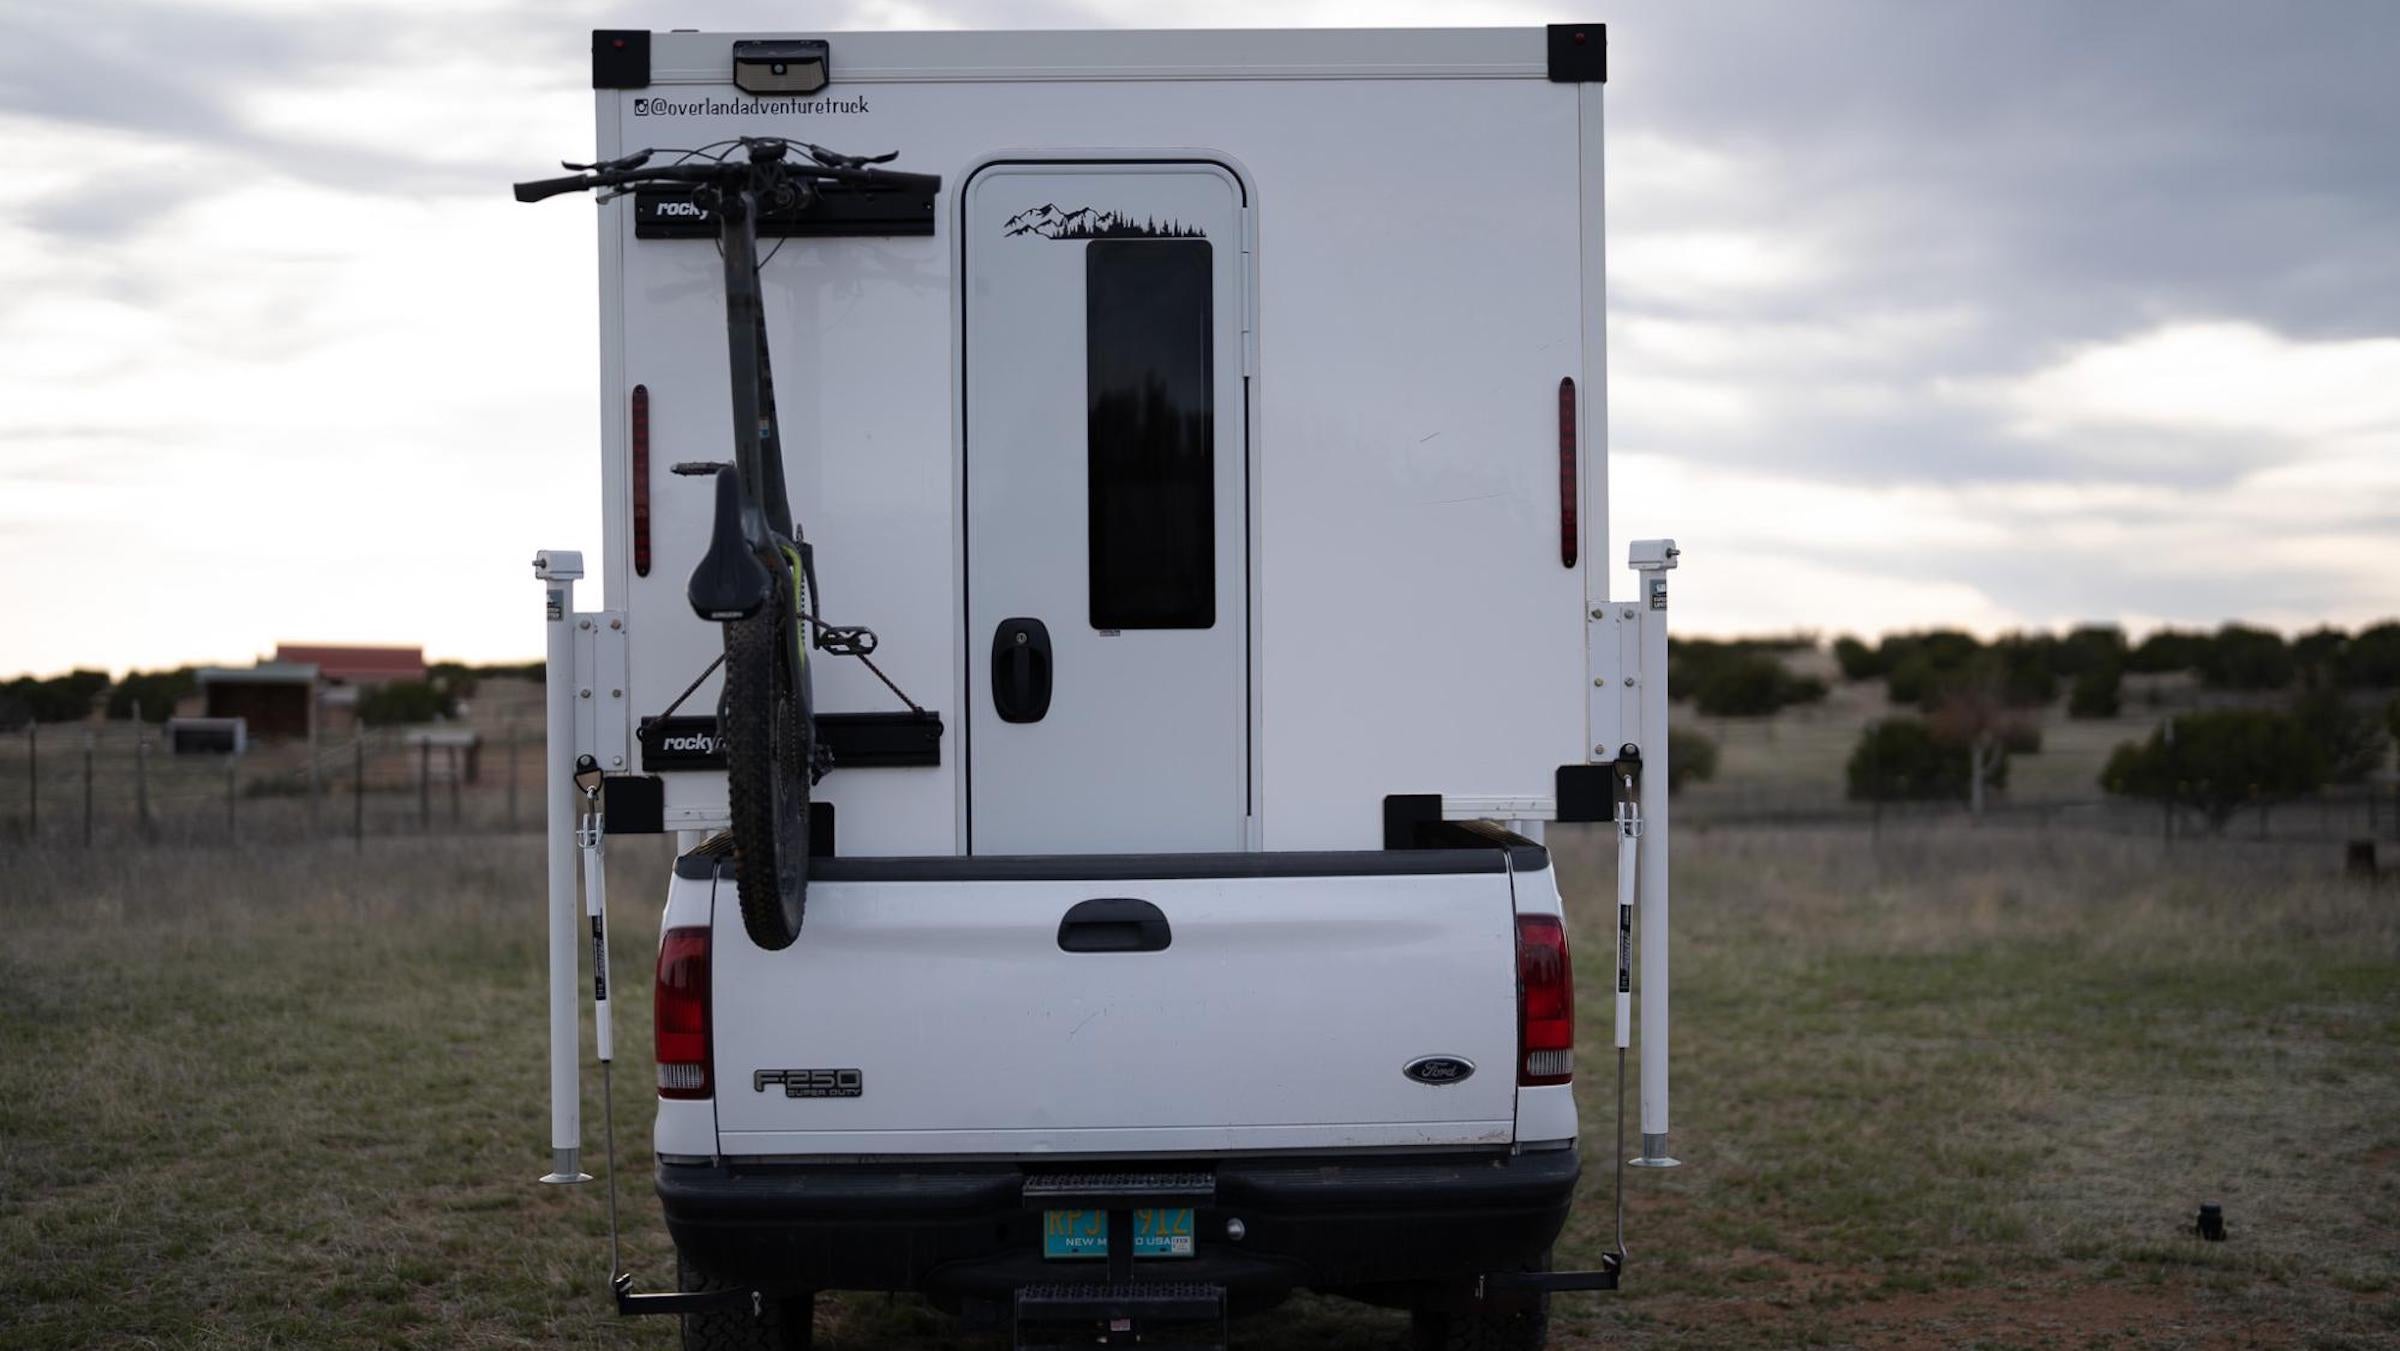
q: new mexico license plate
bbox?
[1042,1208,1196,1259]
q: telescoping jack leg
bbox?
[535,550,592,1185]
[1627,538,1680,1170]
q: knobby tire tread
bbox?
[723,606,809,950]
[677,1251,814,1351]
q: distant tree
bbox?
[356,680,458,727]
[1992,635,2060,706]
[1925,656,2038,816]
[1667,727,1719,794]
[1846,717,1986,803]
[2346,622,2400,688]
[2068,664,2123,719]
[2,670,109,724]
[1831,635,1883,681]
[2290,626,2348,689]
[2101,710,2326,833]
[2198,623,2294,691]
[106,668,196,722]
[2053,625,2128,679]
[2126,628,2210,674]
[1692,651,1825,717]
[427,661,480,700]
[1881,629,1983,706]
[2291,690,2390,785]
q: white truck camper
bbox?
[529,24,1679,1351]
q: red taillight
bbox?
[631,384,652,578]
[1517,914,1574,1086]
[1556,377,1578,569]
[655,925,711,1098]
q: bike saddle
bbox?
[687,467,774,622]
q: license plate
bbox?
[1041,1208,1195,1259]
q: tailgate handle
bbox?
[1057,898,1171,953]
[991,617,1052,723]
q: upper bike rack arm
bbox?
[513,159,940,204]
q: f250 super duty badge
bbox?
[755,1068,864,1099]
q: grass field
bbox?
[2,826,2396,1348]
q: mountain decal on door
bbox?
[1001,204,1206,239]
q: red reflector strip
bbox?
[1517,913,1575,1086]
[655,924,710,1098]
[1557,377,1578,569]
[631,384,652,578]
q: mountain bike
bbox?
[516,138,941,949]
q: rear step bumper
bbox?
[658,1148,1578,1300]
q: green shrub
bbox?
[2198,623,2294,691]
[2291,691,2390,785]
[2126,628,2209,674]
[2291,626,2348,686]
[2100,709,2326,831]
[356,681,459,727]
[1693,652,1824,717]
[1667,727,1719,795]
[2067,665,2122,719]
[2347,622,2400,688]
[1831,636,1883,681]
[106,668,196,722]
[1847,718,1983,802]
[1993,635,2059,706]
[2053,625,2127,678]
[1880,630,1982,706]
[1,670,108,725]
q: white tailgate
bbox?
[711,860,1521,1155]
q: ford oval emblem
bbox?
[1403,1055,1476,1086]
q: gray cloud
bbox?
[1,0,2393,657]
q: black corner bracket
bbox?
[593,29,652,89]
[1554,764,1616,823]
[1546,23,1608,83]
[604,774,665,834]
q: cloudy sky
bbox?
[2,0,2395,676]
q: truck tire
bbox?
[1410,1251,1552,1351]
[677,1251,815,1351]
[1409,1300,1549,1351]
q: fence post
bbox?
[507,723,520,832]
[134,707,151,839]
[448,744,462,826]
[306,689,320,835]
[25,722,35,842]
[417,738,431,831]
[353,732,366,852]
[81,731,94,848]
[225,754,238,841]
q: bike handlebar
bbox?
[513,173,599,203]
[512,152,941,205]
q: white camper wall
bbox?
[597,29,1602,854]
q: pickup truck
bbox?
[652,833,1584,1350]
[523,22,1678,1351]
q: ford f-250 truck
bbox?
[525,23,1678,1350]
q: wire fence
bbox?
[0,721,545,850]
[4,716,2394,867]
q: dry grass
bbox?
[2,827,2395,1348]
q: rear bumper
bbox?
[658,1147,1578,1301]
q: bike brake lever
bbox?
[563,149,654,173]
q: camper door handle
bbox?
[991,617,1052,723]
[1058,897,1171,953]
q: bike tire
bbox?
[722,602,811,950]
